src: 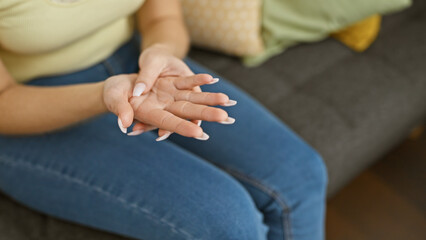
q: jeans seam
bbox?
[0,156,197,240]
[216,164,293,240]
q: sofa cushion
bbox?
[244,0,412,65]
[181,0,264,57]
[188,0,426,196]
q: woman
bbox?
[0,0,327,240]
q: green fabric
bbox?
[243,0,412,66]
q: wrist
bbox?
[142,39,189,59]
[146,42,176,55]
[95,81,108,114]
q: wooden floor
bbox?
[326,130,426,240]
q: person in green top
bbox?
[0,1,327,240]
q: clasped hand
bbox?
[103,73,236,141]
[103,44,236,141]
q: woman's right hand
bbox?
[103,73,236,140]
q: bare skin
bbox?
[0,59,106,135]
[104,73,231,139]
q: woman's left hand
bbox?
[132,44,194,97]
[130,43,204,138]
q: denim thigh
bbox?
[0,37,268,240]
[171,59,328,240]
[0,113,267,240]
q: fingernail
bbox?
[208,78,219,84]
[132,83,146,97]
[195,132,209,141]
[127,130,144,136]
[222,100,237,107]
[197,120,202,126]
[156,131,172,142]
[117,118,127,134]
[219,117,235,125]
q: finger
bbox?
[174,74,217,89]
[114,101,134,134]
[132,122,157,132]
[133,61,164,96]
[104,74,138,133]
[131,122,146,131]
[139,109,204,138]
[192,119,202,127]
[156,129,173,142]
[166,101,232,123]
[190,88,206,121]
[191,84,238,107]
[133,120,157,132]
[174,91,229,106]
[193,86,202,93]
[127,122,157,136]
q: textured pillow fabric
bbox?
[243,0,412,66]
[181,0,264,57]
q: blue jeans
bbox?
[0,35,327,240]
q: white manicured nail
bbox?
[117,118,127,134]
[195,132,209,141]
[219,117,235,125]
[127,130,144,136]
[208,78,219,84]
[132,83,146,97]
[197,120,202,126]
[222,100,237,107]
[156,131,172,142]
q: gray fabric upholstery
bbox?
[188,0,426,196]
[1,1,425,239]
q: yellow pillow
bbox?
[181,0,264,57]
[332,15,382,52]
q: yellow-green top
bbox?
[0,0,145,83]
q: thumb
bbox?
[133,64,162,97]
[116,101,134,134]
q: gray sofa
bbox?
[1,1,425,239]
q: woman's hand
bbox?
[103,73,236,140]
[131,44,213,140]
[130,74,235,140]
[103,74,138,133]
[132,44,193,97]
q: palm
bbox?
[129,75,230,138]
[131,77,178,112]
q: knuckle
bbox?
[200,107,210,119]
[174,120,186,133]
[160,114,174,127]
[180,101,190,114]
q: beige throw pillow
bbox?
[182,0,264,57]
